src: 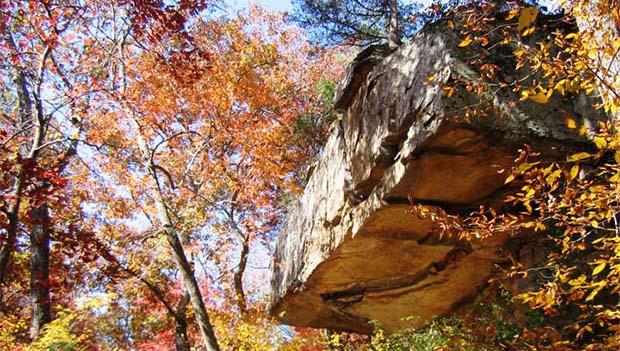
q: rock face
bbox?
[269,21,605,334]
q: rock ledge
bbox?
[269,22,603,333]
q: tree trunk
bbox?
[0,31,34,287]
[233,236,249,314]
[174,293,191,351]
[133,119,220,351]
[386,0,402,50]
[116,257,194,351]
[160,216,220,351]
[0,209,20,286]
[0,37,49,296]
[29,204,51,339]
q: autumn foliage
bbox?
[1,0,341,349]
[417,1,620,350]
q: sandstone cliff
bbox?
[269,19,605,334]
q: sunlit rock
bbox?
[269,20,605,333]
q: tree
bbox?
[0,0,90,339]
[291,0,425,48]
[0,0,214,346]
[68,4,343,350]
[0,0,344,349]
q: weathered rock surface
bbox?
[270,21,606,333]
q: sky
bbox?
[230,0,560,14]
[229,0,442,13]
[229,0,293,12]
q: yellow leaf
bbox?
[565,117,577,129]
[546,169,562,185]
[442,86,456,97]
[529,91,549,104]
[518,7,539,32]
[593,136,607,149]
[585,288,600,302]
[520,90,529,101]
[506,9,520,20]
[555,79,568,95]
[525,188,536,198]
[565,33,579,40]
[592,262,606,276]
[515,161,538,174]
[615,151,620,163]
[522,221,536,228]
[569,275,587,286]
[570,165,579,179]
[568,152,592,162]
[522,27,536,37]
[514,48,525,59]
[458,36,473,47]
[504,174,515,184]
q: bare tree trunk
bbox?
[1,29,59,340]
[29,204,51,339]
[175,223,194,350]
[133,119,220,351]
[386,0,402,50]
[27,111,78,340]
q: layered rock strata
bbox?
[270,21,604,333]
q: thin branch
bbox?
[0,124,33,148]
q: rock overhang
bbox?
[269,18,606,334]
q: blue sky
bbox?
[229,0,440,13]
[230,0,560,13]
[229,0,293,12]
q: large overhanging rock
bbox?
[269,20,606,334]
